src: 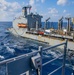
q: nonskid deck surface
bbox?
[8,28,74,50]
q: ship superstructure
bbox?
[13,5,42,31]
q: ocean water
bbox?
[0,22,73,75]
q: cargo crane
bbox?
[65,17,71,32]
[44,17,50,30]
[58,17,63,30]
[32,15,39,31]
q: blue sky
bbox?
[0,0,74,21]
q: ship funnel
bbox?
[22,5,32,17]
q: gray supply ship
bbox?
[8,5,74,50]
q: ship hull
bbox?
[8,28,74,50]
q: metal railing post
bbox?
[62,39,68,75]
[38,46,43,75]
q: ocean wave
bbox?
[43,50,62,58]
[0,55,5,60]
[0,66,6,75]
[4,44,15,54]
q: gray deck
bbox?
[8,28,74,50]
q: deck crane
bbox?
[65,17,71,32]
[58,16,63,30]
[44,17,50,30]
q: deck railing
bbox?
[39,40,67,75]
[0,40,68,75]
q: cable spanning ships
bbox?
[8,5,74,50]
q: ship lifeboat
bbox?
[18,23,27,28]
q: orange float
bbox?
[18,23,27,28]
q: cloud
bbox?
[63,10,67,13]
[52,14,59,17]
[0,0,21,21]
[0,0,21,11]
[29,0,35,5]
[29,0,45,5]
[29,0,45,13]
[65,13,71,17]
[41,0,45,3]
[36,0,40,2]
[48,8,59,21]
[48,8,58,14]
[72,1,74,4]
[57,0,68,6]
[29,0,38,13]
[40,8,59,21]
